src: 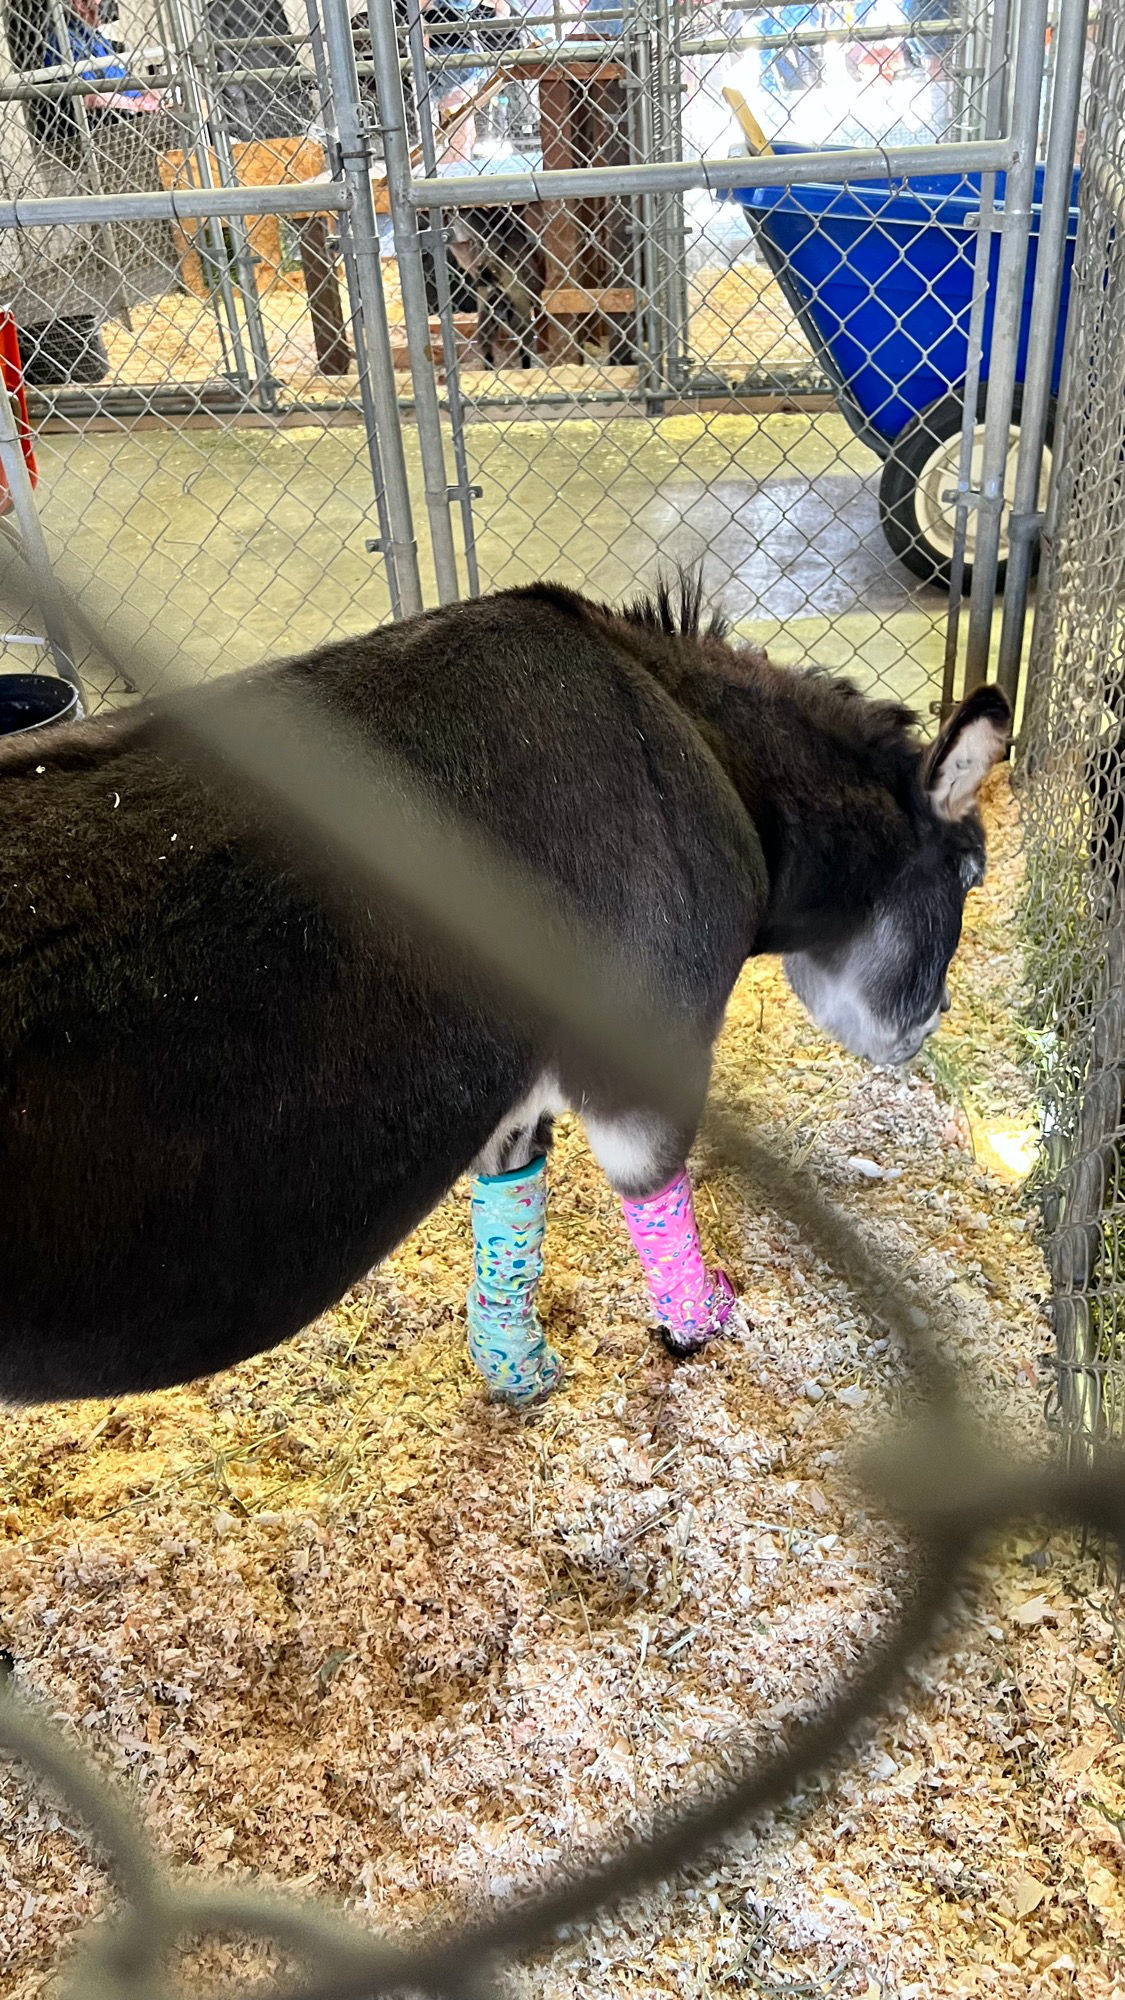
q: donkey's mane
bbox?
[617,568,731,644]
[787,665,921,760]
[614,570,922,767]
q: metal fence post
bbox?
[995,0,1089,710]
[963,0,1050,688]
[319,0,425,617]
[305,0,404,620]
[627,2,665,393]
[404,1,482,598]
[162,0,256,397]
[940,0,1012,716]
[183,0,282,413]
[365,0,463,606]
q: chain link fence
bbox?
[0,0,1088,716]
[1020,0,1125,1455]
[0,0,403,704]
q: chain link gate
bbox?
[371,0,1070,713]
[0,0,1085,723]
[1020,0,1125,1456]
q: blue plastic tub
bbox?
[728,142,1080,456]
[0,672,80,737]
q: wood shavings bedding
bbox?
[1,770,1123,1998]
[93,262,807,402]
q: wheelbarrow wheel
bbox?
[877,386,1055,594]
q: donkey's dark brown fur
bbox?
[0,581,1007,1404]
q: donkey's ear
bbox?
[923,684,1011,821]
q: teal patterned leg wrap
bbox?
[466,1155,562,1406]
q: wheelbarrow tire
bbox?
[878,386,1055,595]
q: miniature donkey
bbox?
[0,580,1009,1407]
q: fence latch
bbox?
[941,486,1005,515]
[447,484,483,503]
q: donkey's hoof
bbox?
[658,1324,712,1359]
[657,1320,727,1359]
[491,1348,564,1409]
[657,1297,750,1359]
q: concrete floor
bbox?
[17,409,960,711]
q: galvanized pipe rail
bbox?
[0,13,964,100]
[403,139,1019,210]
[0,182,347,229]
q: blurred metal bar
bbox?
[364,0,461,604]
[963,0,1051,688]
[996,0,1090,707]
[407,138,1018,208]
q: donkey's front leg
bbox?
[583,1109,736,1357]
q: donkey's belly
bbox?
[0,1136,468,1404]
[0,1021,529,1405]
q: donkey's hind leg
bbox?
[465,1075,564,1408]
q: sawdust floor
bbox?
[2,772,1125,1998]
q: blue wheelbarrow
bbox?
[727,142,1081,591]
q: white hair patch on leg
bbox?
[472,1073,566,1178]
[582,1110,671,1199]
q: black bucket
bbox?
[0,673,81,740]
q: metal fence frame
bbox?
[0,1,988,423]
[1019,0,1125,1457]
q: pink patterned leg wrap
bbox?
[621,1170,735,1352]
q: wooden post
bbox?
[297,214,352,375]
[518,58,636,363]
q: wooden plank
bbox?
[507,57,623,81]
[721,85,773,157]
[542,285,634,315]
[159,136,327,294]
